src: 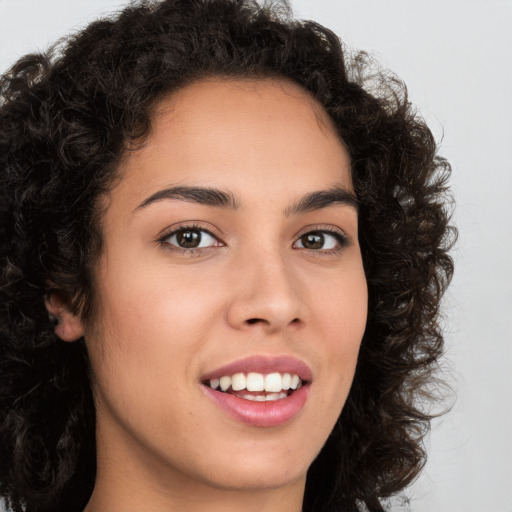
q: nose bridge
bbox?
[227,244,305,332]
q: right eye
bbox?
[161,226,223,251]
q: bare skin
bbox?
[47,78,368,512]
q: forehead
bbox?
[154,77,338,136]
[111,77,352,208]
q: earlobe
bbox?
[44,290,85,342]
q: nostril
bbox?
[247,318,265,325]
[246,317,301,326]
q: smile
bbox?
[206,372,304,401]
[201,356,312,426]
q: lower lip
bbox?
[201,384,310,427]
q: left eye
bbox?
[293,231,342,250]
[164,228,219,249]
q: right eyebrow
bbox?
[133,186,240,213]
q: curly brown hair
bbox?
[0,0,455,511]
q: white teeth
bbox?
[241,394,266,402]
[265,392,287,401]
[290,374,300,390]
[231,373,246,391]
[219,376,231,392]
[207,372,304,394]
[246,372,265,392]
[241,392,287,401]
[264,372,282,392]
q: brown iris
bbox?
[300,232,325,249]
[176,229,201,248]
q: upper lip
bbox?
[201,355,313,382]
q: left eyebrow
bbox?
[284,186,359,216]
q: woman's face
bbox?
[81,78,367,497]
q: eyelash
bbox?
[294,227,349,254]
[157,223,223,255]
[157,224,350,255]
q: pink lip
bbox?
[201,383,310,427]
[201,355,313,382]
[200,355,312,427]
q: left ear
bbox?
[44,290,85,342]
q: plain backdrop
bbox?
[1,1,511,511]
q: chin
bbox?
[191,446,312,492]
[203,466,307,492]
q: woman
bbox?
[0,0,455,511]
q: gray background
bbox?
[1,1,511,511]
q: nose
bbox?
[226,249,307,334]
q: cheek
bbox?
[83,269,222,444]
[311,261,367,343]
[309,265,367,401]
[85,259,227,384]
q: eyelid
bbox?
[292,225,350,251]
[157,222,225,251]
[295,224,349,239]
